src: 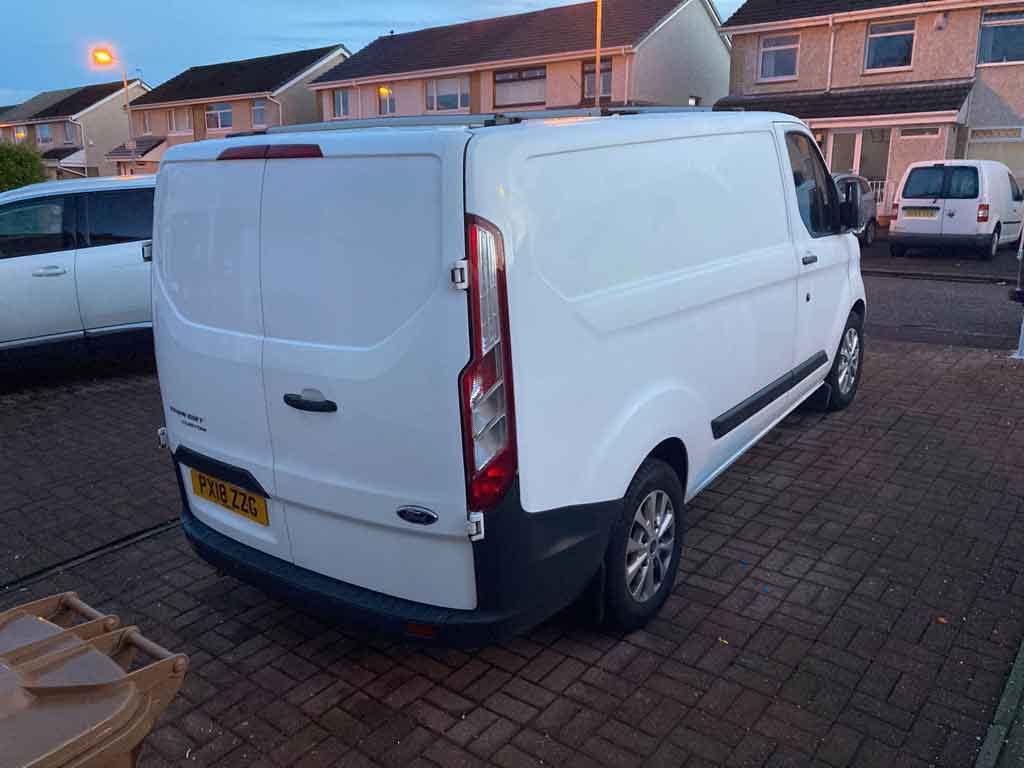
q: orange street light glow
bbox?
[91,47,115,66]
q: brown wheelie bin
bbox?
[0,592,188,767]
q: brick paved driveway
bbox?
[2,338,1024,768]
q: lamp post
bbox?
[90,46,134,157]
[593,0,603,108]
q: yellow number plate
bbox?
[904,207,937,218]
[190,468,269,526]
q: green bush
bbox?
[0,141,46,192]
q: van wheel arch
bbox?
[851,299,866,323]
[645,438,689,500]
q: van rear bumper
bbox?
[888,232,991,249]
[173,450,619,645]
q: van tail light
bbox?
[978,204,990,223]
[891,203,900,219]
[459,215,517,512]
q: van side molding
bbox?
[711,351,828,440]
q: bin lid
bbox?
[0,592,187,768]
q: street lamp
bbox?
[90,46,133,146]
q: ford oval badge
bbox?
[397,506,439,526]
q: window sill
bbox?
[756,76,799,84]
[861,65,914,75]
[977,60,1024,69]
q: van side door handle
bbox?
[32,265,68,277]
[802,253,818,266]
[284,391,338,413]
[142,240,153,262]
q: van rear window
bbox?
[902,166,979,199]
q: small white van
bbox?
[153,110,867,643]
[890,160,1023,259]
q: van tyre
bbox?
[981,228,1000,260]
[825,312,863,411]
[604,458,685,631]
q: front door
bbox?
[76,187,155,332]
[778,127,853,385]
[0,194,82,345]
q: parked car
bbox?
[890,160,1023,259]
[154,111,867,644]
[0,175,155,353]
[833,173,878,247]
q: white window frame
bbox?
[251,99,267,127]
[205,102,233,130]
[425,76,471,112]
[332,88,351,118]
[36,124,52,144]
[899,126,941,139]
[978,10,1024,66]
[140,110,152,135]
[169,107,193,133]
[493,67,547,108]
[63,121,75,144]
[864,19,916,72]
[970,126,1024,143]
[757,34,800,82]
[583,57,613,99]
[377,85,397,116]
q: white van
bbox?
[0,175,155,353]
[890,160,1023,259]
[153,111,867,643]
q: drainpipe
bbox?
[624,54,631,104]
[826,15,836,92]
[267,94,284,128]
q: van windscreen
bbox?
[903,166,979,199]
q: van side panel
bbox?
[467,123,799,512]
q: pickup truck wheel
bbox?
[825,312,864,411]
[605,458,685,631]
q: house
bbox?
[717,0,1024,221]
[107,44,349,174]
[0,81,148,178]
[308,0,730,121]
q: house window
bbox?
[426,76,471,111]
[583,58,612,99]
[899,126,940,138]
[979,11,1024,64]
[36,124,52,144]
[252,99,267,127]
[494,67,547,107]
[333,88,351,118]
[205,102,233,130]
[63,122,75,144]
[169,108,192,132]
[141,111,152,135]
[759,34,800,79]
[377,85,396,115]
[13,127,25,143]
[865,20,915,70]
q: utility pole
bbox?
[594,0,603,107]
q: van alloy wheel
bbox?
[625,490,676,603]
[990,232,1000,259]
[836,327,860,397]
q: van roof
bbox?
[904,159,1006,171]
[0,174,155,205]
[164,110,803,165]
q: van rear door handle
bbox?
[284,390,338,413]
[32,266,68,277]
[802,253,818,266]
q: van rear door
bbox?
[940,165,981,236]
[258,130,477,610]
[898,165,945,235]
[154,148,292,563]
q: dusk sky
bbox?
[0,0,741,107]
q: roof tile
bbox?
[723,0,943,27]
